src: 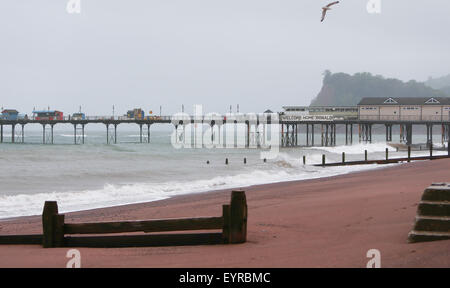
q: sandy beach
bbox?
[0,159,449,268]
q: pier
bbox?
[0,116,171,145]
[279,118,450,148]
[1,114,450,148]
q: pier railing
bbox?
[359,115,450,122]
[0,190,247,248]
[40,115,174,121]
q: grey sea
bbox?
[0,124,446,219]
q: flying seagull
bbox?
[321,1,340,22]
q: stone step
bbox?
[422,184,450,202]
[418,201,450,217]
[413,216,450,232]
[408,230,450,243]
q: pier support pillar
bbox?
[105,123,118,144]
[306,124,310,147]
[51,124,54,144]
[246,121,250,148]
[74,124,77,144]
[361,124,372,143]
[139,124,143,143]
[106,124,110,144]
[320,124,323,146]
[211,123,215,144]
[358,124,362,143]
[42,124,46,144]
[345,124,353,145]
[333,124,337,146]
[350,124,353,145]
[385,124,392,142]
[345,124,348,145]
[0,124,3,143]
[21,124,25,143]
[147,124,151,143]
[114,124,118,144]
[406,124,413,146]
[82,124,85,144]
[295,124,298,147]
[11,124,15,143]
[400,124,404,143]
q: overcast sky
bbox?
[1,0,449,116]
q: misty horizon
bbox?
[1,1,450,115]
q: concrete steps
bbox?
[418,201,450,217]
[408,230,450,243]
[408,183,450,243]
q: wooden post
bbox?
[244,157,247,164]
[229,191,247,244]
[430,143,433,159]
[322,154,325,166]
[53,214,65,247]
[303,155,306,165]
[365,150,368,162]
[408,145,411,163]
[222,204,230,244]
[225,158,228,165]
[385,148,389,161]
[342,152,345,163]
[42,201,59,248]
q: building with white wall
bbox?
[358,97,450,121]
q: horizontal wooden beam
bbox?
[0,234,42,245]
[64,233,224,248]
[64,217,224,235]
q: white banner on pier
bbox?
[281,115,334,122]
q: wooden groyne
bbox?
[0,190,247,248]
[312,145,449,167]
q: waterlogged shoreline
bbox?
[0,161,395,220]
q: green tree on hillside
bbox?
[310,71,448,106]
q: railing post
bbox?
[365,150,368,162]
[385,148,389,161]
[303,155,306,165]
[342,152,345,163]
[322,154,325,167]
[430,143,433,159]
[229,190,247,244]
[408,145,411,163]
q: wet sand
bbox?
[0,159,449,267]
